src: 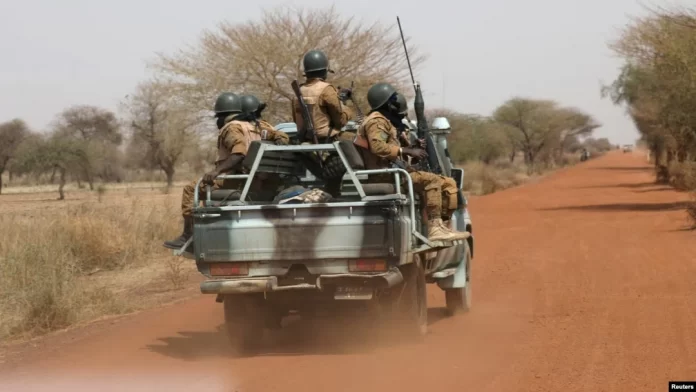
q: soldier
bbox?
[291,49,355,143]
[163,93,289,250]
[393,93,461,229]
[290,50,357,197]
[356,83,468,242]
[239,95,289,146]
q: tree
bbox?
[153,5,426,123]
[493,98,600,168]
[13,134,90,200]
[445,113,510,164]
[52,105,123,189]
[603,6,696,183]
[0,119,29,194]
[123,81,199,186]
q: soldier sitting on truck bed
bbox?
[355,83,468,242]
[163,93,289,251]
[393,93,462,233]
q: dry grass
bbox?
[462,161,532,195]
[0,186,199,341]
[687,194,696,230]
[667,161,696,191]
[461,153,585,196]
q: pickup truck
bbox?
[173,117,474,354]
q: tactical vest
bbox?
[216,120,261,170]
[292,80,332,139]
[357,111,400,170]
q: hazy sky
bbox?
[0,0,689,144]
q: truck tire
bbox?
[395,259,428,336]
[223,294,265,355]
[444,246,472,316]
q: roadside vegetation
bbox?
[603,4,696,227]
[0,5,611,341]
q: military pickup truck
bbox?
[173,117,474,354]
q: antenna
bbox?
[397,16,416,88]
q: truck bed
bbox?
[193,201,408,263]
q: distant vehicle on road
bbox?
[623,144,633,153]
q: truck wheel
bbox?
[445,247,472,316]
[223,294,265,356]
[396,260,428,336]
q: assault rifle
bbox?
[291,79,323,169]
[396,16,442,175]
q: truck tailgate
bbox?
[193,203,405,262]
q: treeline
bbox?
[433,98,608,172]
[0,103,213,197]
[0,5,608,197]
[603,5,696,189]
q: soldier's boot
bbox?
[427,218,459,242]
[440,219,470,240]
[163,216,194,250]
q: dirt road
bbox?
[2,151,696,391]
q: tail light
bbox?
[210,263,249,276]
[348,259,387,272]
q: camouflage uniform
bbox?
[358,111,467,241]
[180,115,289,217]
[393,91,459,223]
[397,123,459,221]
[359,111,443,214]
[291,78,355,142]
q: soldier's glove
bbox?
[403,148,428,160]
[338,88,352,102]
[417,138,427,149]
[202,171,219,185]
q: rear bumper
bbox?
[199,267,404,295]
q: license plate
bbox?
[334,286,373,300]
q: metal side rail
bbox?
[186,142,455,252]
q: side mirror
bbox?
[450,168,464,190]
[431,117,451,131]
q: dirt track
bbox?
[2,151,696,391]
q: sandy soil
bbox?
[1,151,695,392]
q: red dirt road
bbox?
[2,151,696,391]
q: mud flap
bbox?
[436,250,468,289]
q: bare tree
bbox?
[493,98,600,168]
[0,119,29,194]
[123,81,199,186]
[52,105,123,189]
[153,5,426,123]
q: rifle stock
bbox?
[291,80,319,145]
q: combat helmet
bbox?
[240,95,261,114]
[213,92,242,115]
[367,83,398,110]
[303,50,329,74]
[395,93,408,115]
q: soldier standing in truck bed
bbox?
[163,93,289,250]
[291,49,355,143]
[356,83,468,242]
[290,50,357,196]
